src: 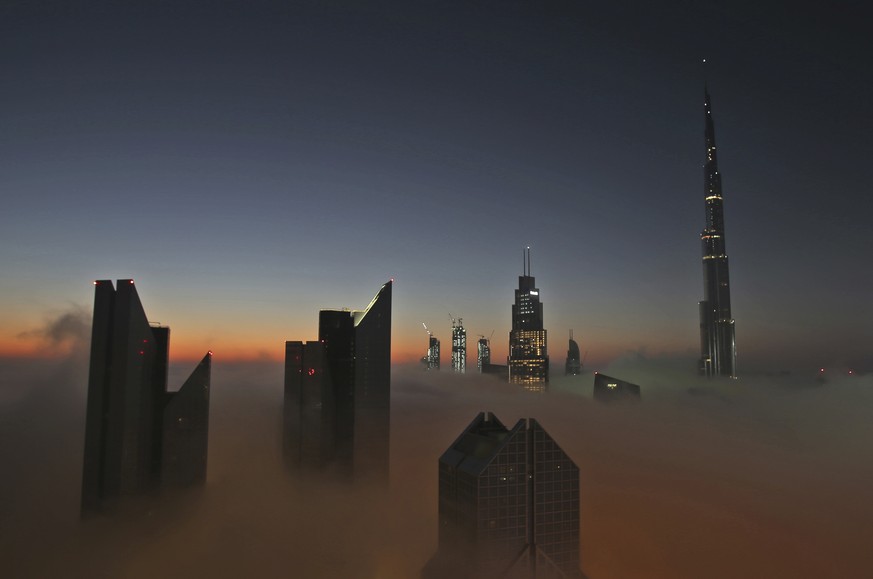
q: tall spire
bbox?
[698,86,737,378]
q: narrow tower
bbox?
[698,87,737,377]
[565,330,582,376]
[451,317,467,373]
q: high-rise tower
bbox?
[284,281,392,483]
[81,280,211,516]
[565,330,582,376]
[477,335,491,372]
[451,317,467,373]
[422,412,584,579]
[508,248,549,387]
[698,87,737,378]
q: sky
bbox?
[1,0,872,372]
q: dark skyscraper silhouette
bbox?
[284,281,392,482]
[699,87,737,378]
[593,372,641,403]
[565,330,582,376]
[422,412,584,579]
[477,335,491,372]
[81,280,210,515]
[508,248,549,387]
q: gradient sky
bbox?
[2,0,870,372]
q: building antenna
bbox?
[703,57,709,94]
[524,246,531,276]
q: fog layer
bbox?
[2,341,872,578]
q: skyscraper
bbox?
[284,281,392,482]
[477,335,491,372]
[81,280,210,515]
[508,248,549,387]
[425,334,441,370]
[593,372,641,403]
[565,330,582,376]
[451,317,467,373]
[698,87,738,378]
[422,412,584,579]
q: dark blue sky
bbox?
[2,0,870,371]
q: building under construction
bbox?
[423,329,440,370]
[476,335,491,372]
[451,317,467,373]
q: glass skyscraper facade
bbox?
[423,412,584,579]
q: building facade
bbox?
[284,281,392,483]
[698,87,738,378]
[508,249,549,387]
[422,412,584,579]
[81,280,210,516]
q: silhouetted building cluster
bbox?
[81,280,210,516]
[593,372,641,403]
[423,412,584,579]
[508,248,549,388]
[284,281,392,483]
[699,87,737,378]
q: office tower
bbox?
[451,317,467,373]
[422,412,584,579]
[565,331,582,376]
[593,372,641,403]
[81,280,210,515]
[477,336,491,372]
[698,87,737,377]
[424,334,441,370]
[284,281,392,482]
[508,248,549,387]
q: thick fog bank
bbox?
[1,352,872,578]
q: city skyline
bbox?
[2,3,872,577]
[2,1,871,376]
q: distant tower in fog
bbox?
[565,330,582,376]
[698,86,737,378]
[427,335,441,370]
[81,280,210,516]
[508,248,549,387]
[421,323,440,370]
[477,335,491,372]
[284,281,392,483]
[422,412,584,579]
[451,317,466,373]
